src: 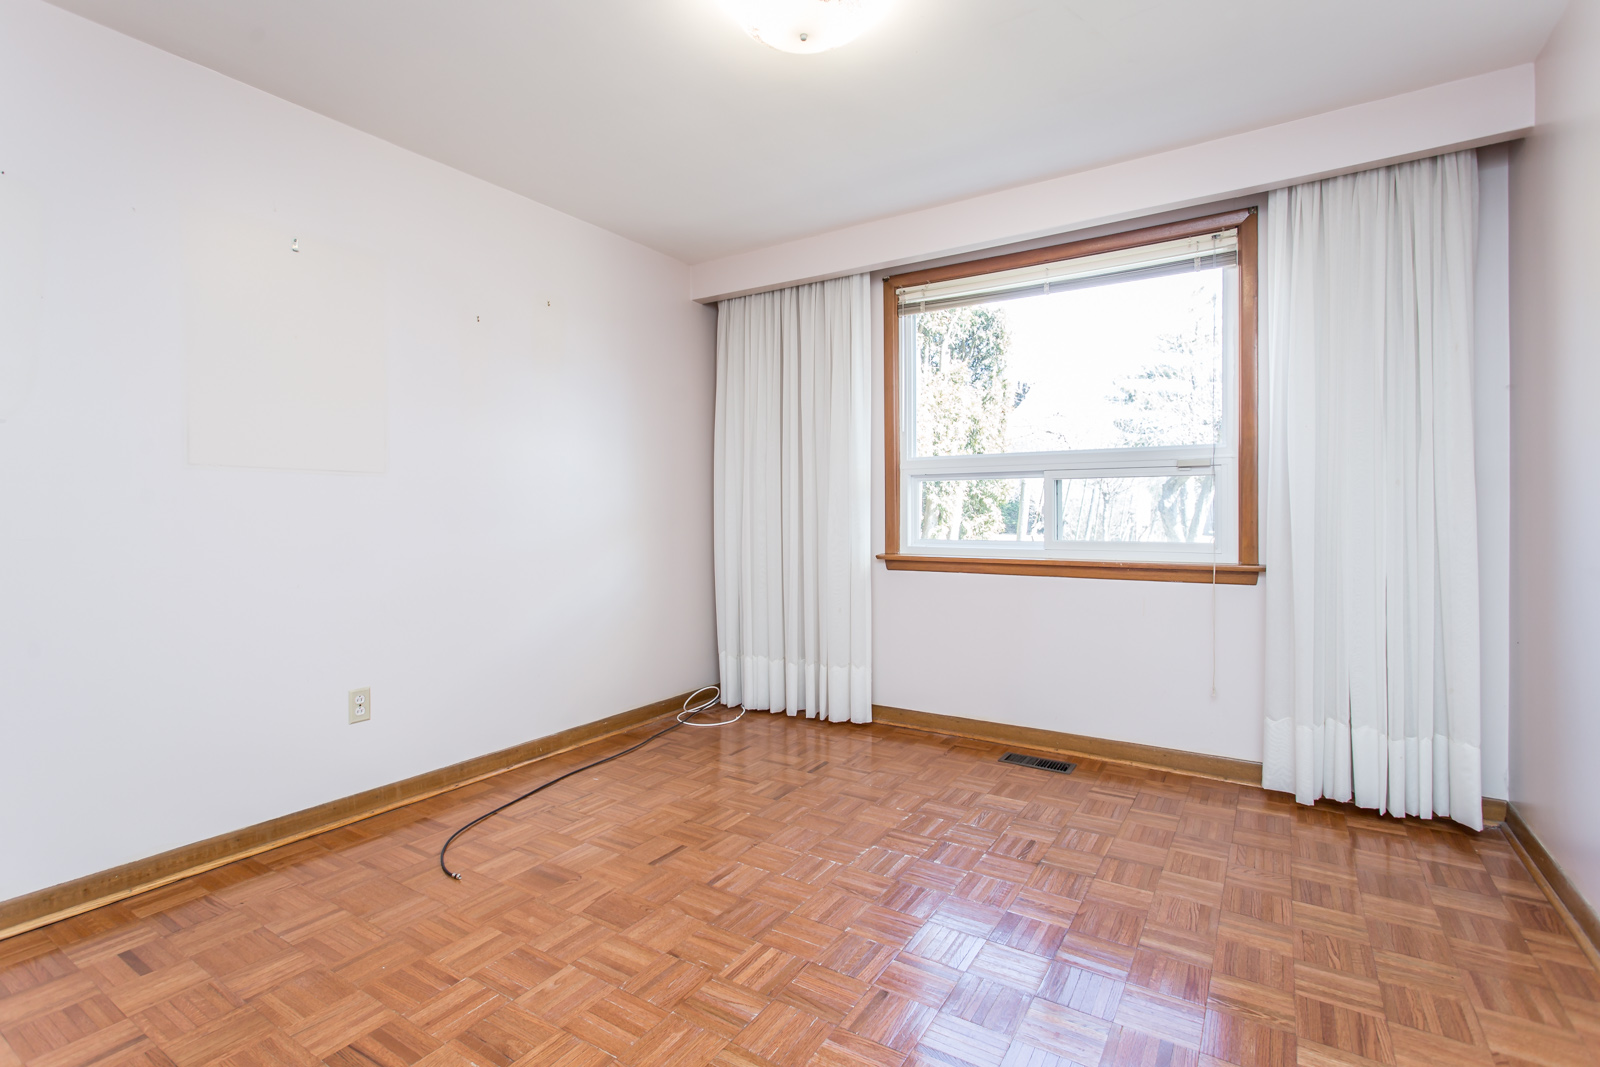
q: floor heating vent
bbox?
[999,752,1076,774]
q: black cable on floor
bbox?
[438,686,735,880]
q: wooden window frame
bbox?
[880,208,1262,584]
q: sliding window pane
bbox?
[1057,474,1215,543]
[917,478,1044,542]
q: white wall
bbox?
[1508,0,1600,908]
[0,0,716,902]
[692,66,1534,302]
[871,164,1514,782]
[1476,145,1512,803]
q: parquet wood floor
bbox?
[2,714,1596,1067]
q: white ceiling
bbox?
[46,0,1566,264]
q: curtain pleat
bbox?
[1262,151,1483,828]
[713,275,872,724]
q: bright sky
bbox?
[987,268,1227,452]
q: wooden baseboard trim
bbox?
[1272,793,1507,829]
[872,704,1263,786]
[1501,802,1600,972]
[0,690,703,943]
[869,706,1509,829]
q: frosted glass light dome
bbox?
[724,0,894,54]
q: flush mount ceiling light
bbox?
[723,0,895,54]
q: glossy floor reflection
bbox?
[1,713,1596,1067]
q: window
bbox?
[882,210,1260,583]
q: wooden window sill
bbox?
[877,553,1264,584]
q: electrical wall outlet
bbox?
[348,687,371,724]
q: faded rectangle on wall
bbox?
[185,213,386,472]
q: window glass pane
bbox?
[1057,475,1215,543]
[910,267,1230,456]
[917,478,1044,542]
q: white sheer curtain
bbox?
[713,274,872,723]
[1262,150,1484,829]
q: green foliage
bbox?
[914,306,1015,456]
[914,307,1021,539]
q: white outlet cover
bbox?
[348,687,372,724]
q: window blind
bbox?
[897,229,1238,314]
